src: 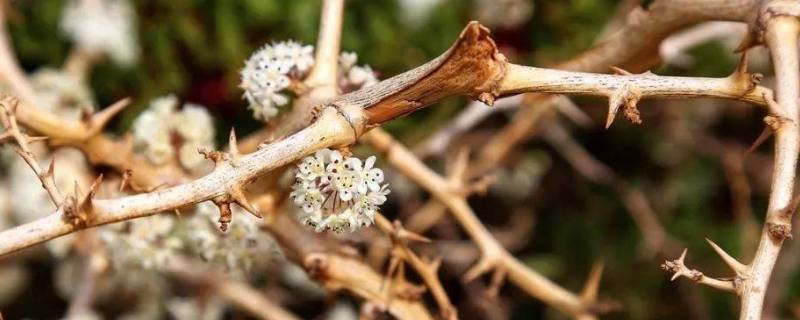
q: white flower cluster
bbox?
[240,41,314,121]
[30,68,95,120]
[291,149,389,233]
[474,0,534,29]
[338,51,379,92]
[60,0,139,65]
[184,202,275,272]
[131,95,215,175]
[100,214,182,270]
[240,43,380,122]
[99,202,274,272]
[167,296,225,320]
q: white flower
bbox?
[290,149,390,233]
[187,202,275,272]
[30,68,94,119]
[167,296,225,320]
[474,0,534,29]
[398,0,445,26]
[359,156,385,193]
[347,65,378,88]
[240,40,315,122]
[339,52,358,71]
[131,95,216,175]
[337,52,379,92]
[10,147,91,223]
[60,0,139,65]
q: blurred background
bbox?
[0,0,791,319]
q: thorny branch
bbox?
[363,128,607,319]
[373,214,457,320]
[740,1,800,319]
[0,0,796,318]
[0,21,769,258]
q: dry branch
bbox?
[165,256,302,320]
[262,210,434,320]
[738,2,800,319]
[363,128,601,319]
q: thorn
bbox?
[89,98,130,135]
[398,228,431,243]
[706,238,748,275]
[609,65,632,75]
[26,136,48,143]
[174,208,182,219]
[429,257,442,272]
[381,255,403,292]
[606,95,622,129]
[678,248,687,263]
[87,174,104,198]
[388,219,430,243]
[228,128,240,158]
[668,249,688,282]
[580,261,604,302]
[735,51,749,76]
[229,185,261,218]
[746,127,772,155]
[73,181,83,200]
[119,169,132,192]
[447,147,470,182]
[45,158,55,178]
[486,266,507,299]
[734,29,758,53]
[463,256,496,283]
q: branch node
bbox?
[766,222,793,241]
[62,174,103,226]
[606,84,642,128]
[212,196,232,232]
[661,249,702,282]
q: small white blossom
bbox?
[60,0,139,65]
[100,214,181,270]
[185,202,275,272]
[347,65,378,89]
[30,68,95,119]
[397,0,445,26]
[240,41,314,121]
[291,149,390,233]
[131,95,215,175]
[338,52,358,71]
[337,52,378,92]
[167,296,225,320]
[474,0,534,29]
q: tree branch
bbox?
[363,128,599,319]
[165,256,302,320]
[304,0,344,98]
[739,2,800,319]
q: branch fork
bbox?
[662,238,749,295]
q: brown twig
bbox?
[165,256,302,320]
[363,128,603,319]
[374,214,457,320]
[262,209,434,320]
